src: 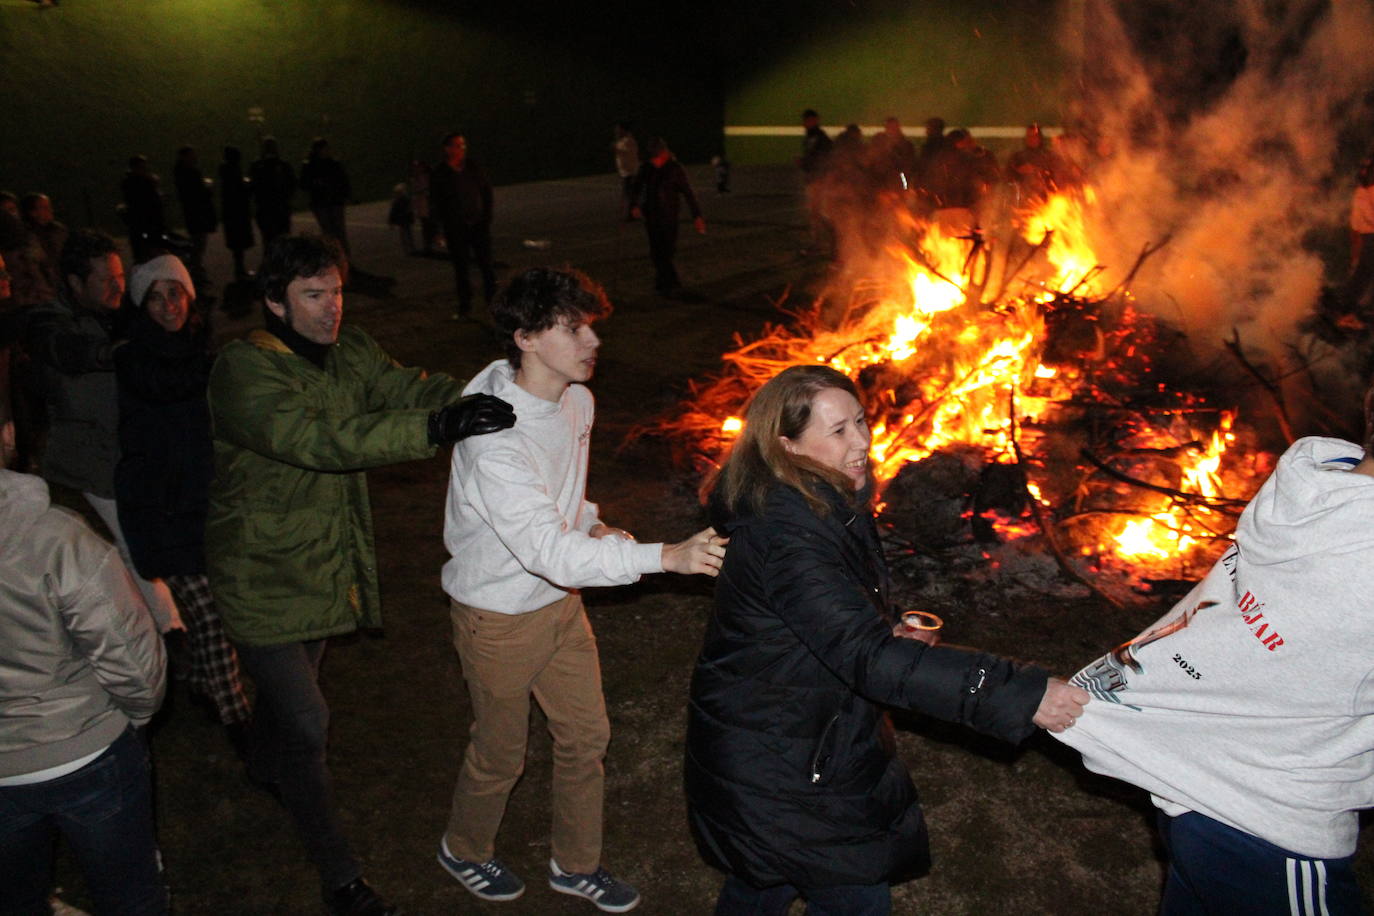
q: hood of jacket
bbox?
[1238,437,1374,567]
[463,358,567,420]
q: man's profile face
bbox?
[70,253,125,312]
[269,267,343,345]
[444,135,467,168]
[803,114,819,130]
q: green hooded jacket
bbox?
[205,325,462,646]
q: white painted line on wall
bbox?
[725,125,1062,139]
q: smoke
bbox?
[1065,0,1374,363]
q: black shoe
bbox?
[326,877,400,916]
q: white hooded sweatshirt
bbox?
[1056,437,1374,858]
[441,360,664,613]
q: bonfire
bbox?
[654,184,1275,604]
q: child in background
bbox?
[387,183,415,256]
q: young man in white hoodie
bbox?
[437,267,725,912]
[1056,434,1374,914]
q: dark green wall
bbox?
[720,0,1073,164]
[0,0,722,230]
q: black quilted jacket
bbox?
[685,481,1048,889]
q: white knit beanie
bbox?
[128,254,194,308]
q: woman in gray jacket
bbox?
[0,461,168,914]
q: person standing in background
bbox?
[631,137,704,296]
[613,122,639,221]
[431,133,496,320]
[249,137,295,252]
[173,146,218,292]
[219,146,255,280]
[300,138,353,259]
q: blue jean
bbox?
[0,727,167,916]
[714,873,891,916]
[1159,811,1364,916]
[236,639,360,893]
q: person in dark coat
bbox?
[218,146,255,278]
[173,146,218,291]
[685,365,1088,915]
[630,137,705,295]
[249,136,295,251]
[430,132,495,319]
[114,254,251,737]
[120,155,166,263]
[299,138,352,258]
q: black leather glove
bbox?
[428,394,516,445]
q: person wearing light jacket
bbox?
[437,267,725,912]
[0,454,168,914]
[1056,435,1374,914]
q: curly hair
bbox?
[491,267,612,368]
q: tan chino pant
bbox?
[444,593,610,874]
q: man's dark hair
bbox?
[18,192,46,218]
[441,131,464,147]
[258,234,347,305]
[0,191,17,207]
[59,229,119,284]
[492,267,612,368]
[645,136,667,158]
[801,108,819,120]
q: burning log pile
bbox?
[653,188,1277,605]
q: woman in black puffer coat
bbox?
[685,365,1088,915]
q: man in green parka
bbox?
[205,234,513,916]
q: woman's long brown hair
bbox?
[702,364,869,518]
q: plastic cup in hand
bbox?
[900,610,943,637]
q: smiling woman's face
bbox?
[145,279,191,333]
[782,386,871,490]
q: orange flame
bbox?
[666,188,1258,579]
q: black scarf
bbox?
[262,305,330,370]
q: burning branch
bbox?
[1078,449,1249,511]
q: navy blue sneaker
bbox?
[548,859,641,912]
[436,838,524,902]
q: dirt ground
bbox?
[50,165,1374,914]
